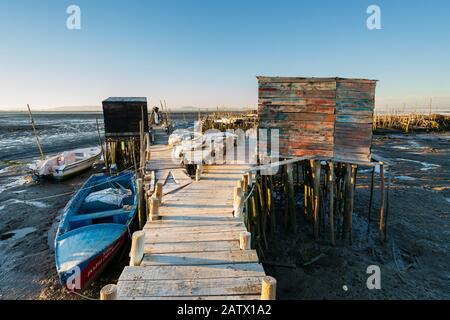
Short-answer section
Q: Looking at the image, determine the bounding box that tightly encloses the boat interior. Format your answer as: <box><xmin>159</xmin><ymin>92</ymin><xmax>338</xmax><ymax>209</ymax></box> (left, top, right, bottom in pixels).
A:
<box><xmin>63</xmin><ymin>173</ymin><xmax>136</xmax><ymax>232</ymax></box>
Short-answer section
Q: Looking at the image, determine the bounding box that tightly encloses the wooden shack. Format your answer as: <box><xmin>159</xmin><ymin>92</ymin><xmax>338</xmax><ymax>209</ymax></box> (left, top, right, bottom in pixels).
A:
<box><xmin>102</xmin><ymin>97</ymin><xmax>148</xmax><ymax>138</ymax></box>
<box><xmin>257</xmin><ymin>77</ymin><xmax>377</xmax><ymax>163</ymax></box>
<box><xmin>102</xmin><ymin>97</ymin><xmax>149</xmax><ymax>170</ymax></box>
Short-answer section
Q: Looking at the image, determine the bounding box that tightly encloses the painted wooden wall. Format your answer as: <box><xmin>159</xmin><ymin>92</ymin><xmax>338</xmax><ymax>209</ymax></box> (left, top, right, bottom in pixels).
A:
<box><xmin>257</xmin><ymin>77</ymin><xmax>377</xmax><ymax>163</ymax></box>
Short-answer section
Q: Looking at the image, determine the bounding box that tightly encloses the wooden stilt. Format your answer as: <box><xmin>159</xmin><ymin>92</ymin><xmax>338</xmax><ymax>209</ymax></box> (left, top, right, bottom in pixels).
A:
<box><xmin>313</xmin><ymin>161</ymin><xmax>321</xmax><ymax>239</ymax></box>
<box><xmin>136</xmin><ymin>178</ymin><xmax>146</xmax><ymax>229</ymax></box>
<box><xmin>328</xmin><ymin>162</ymin><xmax>335</xmax><ymax>246</ymax></box>
<box><xmin>367</xmin><ymin>166</ymin><xmax>375</xmax><ymax>238</ymax></box>
<box><xmin>379</xmin><ymin>162</ymin><xmax>385</xmax><ymax>244</ymax></box>
<box><xmin>286</xmin><ymin>163</ymin><xmax>296</xmax><ymax>230</ymax></box>
<box><xmin>385</xmin><ymin>165</ymin><xmax>391</xmax><ymax>241</ymax></box>
<box><xmin>343</xmin><ymin>163</ymin><xmax>354</xmax><ymax>244</ymax></box>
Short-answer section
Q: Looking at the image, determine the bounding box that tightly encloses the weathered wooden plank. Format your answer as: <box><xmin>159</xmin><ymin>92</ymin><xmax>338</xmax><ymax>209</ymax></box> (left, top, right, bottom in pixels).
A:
<box><xmin>141</xmin><ymin>250</ymin><xmax>259</xmax><ymax>266</ymax></box>
<box><xmin>117</xmin><ymin>277</ymin><xmax>263</xmax><ymax>297</ymax></box>
<box><xmin>145</xmin><ymin>231</ymin><xmax>243</xmax><ymax>243</ymax></box>
<box><xmin>144</xmin><ymin>240</ymin><xmax>241</xmax><ymax>253</ymax></box>
<box><xmin>120</xmin><ymin>264</ymin><xmax>265</xmax><ymax>281</ymax></box>
<box><xmin>145</xmin><ymin>222</ymin><xmax>245</xmax><ymax>232</ymax></box>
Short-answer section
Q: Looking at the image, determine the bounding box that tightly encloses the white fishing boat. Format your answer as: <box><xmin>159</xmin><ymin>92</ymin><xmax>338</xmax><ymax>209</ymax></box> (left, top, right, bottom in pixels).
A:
<box><xmin>31</xmin><ymin>147</ymin><xmax>102</xmax><ymax>180</ymax></box>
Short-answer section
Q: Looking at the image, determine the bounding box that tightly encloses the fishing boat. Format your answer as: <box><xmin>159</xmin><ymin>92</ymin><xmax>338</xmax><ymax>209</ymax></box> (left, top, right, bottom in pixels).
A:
<box><xmin>55</xmin><ymin>171</ymin><xmax>137</xmax><ymax>292</ymax></box>
<box><xmin>31</xmin><ymin>146</ymin><xmax>102</xmax><ymax>180</ymax></box>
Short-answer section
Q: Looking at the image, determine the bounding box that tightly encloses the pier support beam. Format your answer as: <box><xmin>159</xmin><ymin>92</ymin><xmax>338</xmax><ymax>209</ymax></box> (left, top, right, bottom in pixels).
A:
<box><xmin>100</xmin><ymin>284</ymin><xmax>117</xmax><ymax>300</ymax></box>
<box><xmin>129</xmin><ymin>231</ymin><xmax>145</xmax><ymax>266</ymax></box>
<box><xmin>261</xmin><ymin>276</ymin><xmax>277</xmax><ymax>300</ymax></box>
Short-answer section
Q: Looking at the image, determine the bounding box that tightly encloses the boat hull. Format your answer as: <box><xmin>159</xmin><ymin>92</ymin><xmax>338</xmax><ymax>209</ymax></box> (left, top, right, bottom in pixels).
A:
<box><xmin>58</xmin><ymin>231</ymin><xmax>128</xmax><ymax>292</ymax></box>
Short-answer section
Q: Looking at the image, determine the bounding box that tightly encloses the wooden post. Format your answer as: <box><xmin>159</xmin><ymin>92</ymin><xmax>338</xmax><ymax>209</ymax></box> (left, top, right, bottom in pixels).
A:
<box><xmin>136</xmin><ymin>178</ymin><xmax>146</xmax><ymax>229</ymax></box>
<box><xmin>367</xmin><ymin>166</ymin><xmax>375</xmax><ymax>238</ymax></box>
<box><xmin>286</xmin><ymin>163</ymin><xmax>296</xmax><ymax>230</ymax></box>
<box><xmin>261</xmin><ymin>276</ymin><xmax>277</xmax><ymax>300</ymax></box>
<box><xmin>234</xmin><ymin>186</ymin><xmax>243</xmax><ymax>218</ymax></box>
<box><xmin>343</xmin><ymin>163</ymin><xmax>354</xmax><ymax>244</ymax></box>
<box><xmin>129</xmin><ymin>231</ymin><xmax>145</xmax><ymax>266</ymax></box>
<box><xmin>313</xmin><ymin>161</ymin><xmax>321</xmax><ymax>239</ymax></box>
<box><xmin>243</xmin><ymin>174</ymin><xmax>249</xmax><ymax>192</ymax></box>
<box><xmin>149</xmin><ymin>196</ymin><xmax>161</xmax><ymax>221</ymax></box>
<box><xmin>100</xmin><ymin>284</ymin><xmax>117</xmax><ymax>300</ymax></box>
<box><xmin>195</xmin><ymin>163</ymin><xmax>202</xmax><ymax>181</ymax></box>
<box><xmin>239</xmin><ymin>231</ymin><xmax>251</xmax><ymax>250</ymax></box>
<box><xmin>26</xmin><ymin>104</ymin><xmax>45</xmax><ymax>160</ymax></box>
<box><xmin>155</xmin><ymin>182</ymin><xmax>163</xmax><ymax>204</ymax></box>
<box><xmin>247</xmin><ymin>172</ymin><xmax>253</xmax><ymax>186</ymax></box>
<box><xmin>379</xmin><ymin>162</ymin><xmax>385</xmax><ymax>244</ymax></box>
<box><xmin>385</xmin><ymin>165</ymin><xmax>391</xmax><ymax>241</ymax></box>
<box><xmin>145</xmin><ymin>132</ymin><xmax>151</xmax><ymax>161</ymax></box>
<box><xmin>328</xmin><ymin>162</ymin><xmax>335</xmax><ymax>246</ymax></box>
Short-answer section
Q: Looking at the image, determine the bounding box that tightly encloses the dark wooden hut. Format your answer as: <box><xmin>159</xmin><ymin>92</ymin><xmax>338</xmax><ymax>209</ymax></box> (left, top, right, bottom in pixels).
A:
<box><xmin>102</xmin><ymin>97</ymin><xmax>148</xmax><ymax>138</ymax></box>
<box><xmin>257</xmin><ymin>77</ymin><xmax>377</xmax><ymax>163</ymax></box>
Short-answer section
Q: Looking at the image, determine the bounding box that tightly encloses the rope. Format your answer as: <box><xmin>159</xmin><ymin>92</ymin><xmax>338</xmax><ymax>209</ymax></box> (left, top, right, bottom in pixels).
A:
<box><xmin>69</xmin><ymin>290</ymin><xmax>98</xmax><ymax>301</ymax></box>
<box><xmin>243</xmin><ymin>182</ymin><xmax>256</xmax><ymax>203</ymax></box>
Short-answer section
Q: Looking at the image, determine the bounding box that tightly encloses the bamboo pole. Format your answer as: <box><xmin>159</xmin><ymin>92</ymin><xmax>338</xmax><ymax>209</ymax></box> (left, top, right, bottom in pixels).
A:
<box><xmin>26</xmin><ymin>104</ymin><xmax>45</xmax><ymax>160</ymax></box>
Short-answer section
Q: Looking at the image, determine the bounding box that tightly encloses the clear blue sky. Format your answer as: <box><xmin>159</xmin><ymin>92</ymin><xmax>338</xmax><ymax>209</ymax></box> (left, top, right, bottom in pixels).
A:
<box><xmin>1</xmin><ymin>0</ymin><xmax>449</xmax><ymax>111</ymax></box>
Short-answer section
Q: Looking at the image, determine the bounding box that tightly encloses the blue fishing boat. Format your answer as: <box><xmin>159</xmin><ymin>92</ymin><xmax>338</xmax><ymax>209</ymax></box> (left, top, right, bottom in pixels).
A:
<box><xmin>55</xmin><ymin>171</ymin><xmax>137</xmax><ymax>292</ymax></box>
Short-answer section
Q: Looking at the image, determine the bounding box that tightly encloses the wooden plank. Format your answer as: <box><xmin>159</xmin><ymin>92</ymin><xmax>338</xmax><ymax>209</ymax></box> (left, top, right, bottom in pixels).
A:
<box><xmin>141</xmin><ymin>250</ymin><xmax>259</xmax><ymax>266</ymax></box>
<box><xmin>145</xmin><ymin>231</ymin><xmax>243</xmax><ymax>243</ymax></box>
<box><xmin>117</xmin><ymin>276</ymin><xmax>263</xmax><ymax>297</ymax></box>
<box><xmin>144</xmin><ymin>240</ymin><xmax>241</xmax><ymax>253</ymax></box>
<box><xmin>120</xmin><ymin>263</ymin><xmax>265</xmax><ymax>281</ymax></box>
<box><xmin>145</xmin><ymin>222</ymin><xmax>245</xmax><ymax>233</ymax></box>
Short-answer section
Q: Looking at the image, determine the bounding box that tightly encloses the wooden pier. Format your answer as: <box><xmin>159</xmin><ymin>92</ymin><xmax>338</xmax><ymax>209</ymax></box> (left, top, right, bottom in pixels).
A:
<box><xmin>113</xmin><ymin>129</ymin><xmax>270</xmax><ymax>300</ymax></box>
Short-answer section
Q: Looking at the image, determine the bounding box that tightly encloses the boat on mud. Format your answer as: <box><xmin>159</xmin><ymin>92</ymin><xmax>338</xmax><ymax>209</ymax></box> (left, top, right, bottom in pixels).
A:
<box><xmin>54</xmin><ymin>171</ymin><xmax>137</xmax><ymax>292</ymax></box>
<box><xmin>31</xmin><ymin>146</ymin><xmax>102</xmax><ymax>180</ymax></box>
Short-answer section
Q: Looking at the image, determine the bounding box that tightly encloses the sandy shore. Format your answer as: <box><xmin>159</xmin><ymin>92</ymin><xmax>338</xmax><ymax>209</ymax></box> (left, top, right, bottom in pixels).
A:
<box><xmin>0</xmin><ymin>132</ymin><xmax>449</xmax><ymax>300</ymax></box>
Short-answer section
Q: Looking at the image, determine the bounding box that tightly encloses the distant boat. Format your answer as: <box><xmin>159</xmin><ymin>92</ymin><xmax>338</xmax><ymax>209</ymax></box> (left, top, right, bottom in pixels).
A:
<box><xmin>31</xmin><ymin>147</ymin><xmax>101</xmax><ymax>180</ymax></box>
<box><xmin>55</xmin><ymin>171</ymin><xmax>137</xmax><ymax>292</ymax></box>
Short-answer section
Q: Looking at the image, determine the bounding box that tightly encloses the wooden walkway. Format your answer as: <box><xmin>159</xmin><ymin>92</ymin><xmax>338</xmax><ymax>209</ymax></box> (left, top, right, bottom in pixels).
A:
<box><xmin>115</xmin><ymin>129</ymin><xmax>267</xmax><ymax>300</ymax></box>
